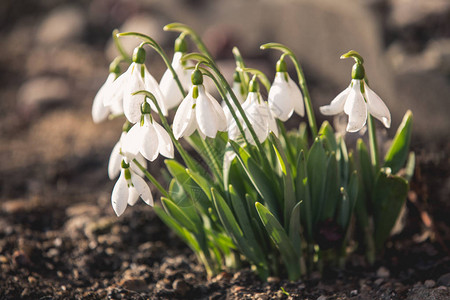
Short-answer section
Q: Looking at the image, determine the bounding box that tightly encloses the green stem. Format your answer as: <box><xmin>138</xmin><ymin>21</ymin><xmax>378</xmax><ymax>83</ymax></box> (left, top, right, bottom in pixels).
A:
<box><xmin>112</xmin><ymin>29</ymin><xmax>132</xmax><ymax>63</ymax></box>
<box><xmin>232</xmin><ymin>47</ymin><xmax>250</xmax><ymax>96</ymax></box>
<box><xmin>132</xmin><ymin>158</ymin><xmax>170</xmax><ymax>198</ymax></box>
<box><xmin>260</xmin><ymin>43</ymin><xmax>318</xmax><ymax>139</ymax></box>
<box><xmin>240</xmin><ymin>67</ymin><xmax>271</xmax><ymax>93</ymax></box>
<box><xmin>367</xmin><ymin>114</ymin><xmax>379</xmax><ymax>171</ymax></box>
<box><xmin>117</xmin><ymin>32</ymin><xmax>187</xmax><ymax>98</ymax></box>
<box><xmin>276</xmin><ymin>119</ymin><xmax>296</xmax><ymax>169</ymax></box>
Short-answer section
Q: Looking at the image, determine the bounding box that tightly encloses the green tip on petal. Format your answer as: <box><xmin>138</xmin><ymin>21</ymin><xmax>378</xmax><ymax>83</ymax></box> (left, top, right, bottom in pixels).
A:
<box><xmin>132</xmin><ymin>46</ymin><xmax>146</xmax><ymax>64</ymax></box>
<box><xmin>233</xmin><ymin>70</ymin><xmax>241</xmax><ymax>83</ymax></box>
<box><xmin>121</xmin><ymin>160</ymin><xmax>130</xmax><ymax>169</ymax></box>
<box><xmin>340</xmin><ymin>50</ymin><xmax>364</xmax><ymax>64</ymax></box>
<box><xmin>276</xmin><ymin>57</ymin><xmax>287</xmax><ymax>72</ymax></box>
<box><xmin>174</xmin><ymin>34</ymin><xmax>188</xmax><ymax>53</ymax></box>
<box><xmin>249</xmin><ymin>76</ymin><xmax>259</xmax><ymax>92</ymax></box>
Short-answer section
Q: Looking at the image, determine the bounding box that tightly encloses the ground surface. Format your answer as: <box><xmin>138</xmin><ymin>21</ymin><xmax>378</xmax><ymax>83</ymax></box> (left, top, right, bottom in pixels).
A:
<box><xmin>1</xmin><ymin>1</ymin><xmax>450</xmax><ymax>299</ymax></box>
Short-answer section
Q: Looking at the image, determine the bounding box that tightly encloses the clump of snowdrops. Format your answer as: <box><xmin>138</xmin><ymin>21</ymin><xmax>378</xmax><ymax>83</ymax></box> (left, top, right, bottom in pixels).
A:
<box><xmin>92</xmin><ymin>23</ymin><xmax>414</xmax><ymax>280</ymax></box>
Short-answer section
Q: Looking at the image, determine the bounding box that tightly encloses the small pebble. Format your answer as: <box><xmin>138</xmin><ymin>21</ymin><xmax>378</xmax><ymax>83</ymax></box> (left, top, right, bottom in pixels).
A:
<box><xmin>267</xmin><ymin>276</ymin><xmax>281</xmax><ymax>283</ymax></box>
<box><xmin>350</xmin><ymin>289</ymin><xmax>358</xmax><ymax>296</ymax></box>
<box><xmin>317</xmin><ymin>295</ymin><xmax>327</xmax><ymax>300</ymax></box>
<box><xmin>377</xmin><ymin>266</ymin><xmax>390</xmax><ymax>278</ymax></box>
<box><xmin>424</xmin><ymin>279</ymin><xmax>436</xmax><ymax>288</ymax></box>
<box><xmin>0</xmin><ymin>255</ymin><xmax>8</xmax><ymax>264</ymax></box>
<box><xmin>437</xmin><ymin>273</ymin><xmax>450</xmax><ymax>287</ymax></box>
<box><xmin>173</xmin><ymin>278</ymin><xmax>191</xmax><ymax>296</ymax></box>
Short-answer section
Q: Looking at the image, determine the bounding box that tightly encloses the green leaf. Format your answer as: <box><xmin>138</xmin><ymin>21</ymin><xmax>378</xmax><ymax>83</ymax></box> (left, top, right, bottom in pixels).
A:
<box><xmin>295</xmin><ymin>150</ymin><xmax>312</xmax><ymax>240</ymax></box>
<box><xmin>255</xmin><ymin>202</ymin><xmax>301</xmax><ymax>281</ymax></box>
<box><xmin>307</xmin><ymin>138</ymin><xmax>327</xmax><ymax>225</ymax></box>
<box><xmin>404</xmin><ymin>152</ymin><xmax>415</xmax><ymax>182</ymax></box>
<box><xmin>211</xmin><ymin>188</ymin><xmax>267</xmax><ymax>269</ymax></box>
<box><xmin>372</xmin><ymin>171</ymin><xmax>409</xmax><ymax>249</ymax></box>
<box><xmin>321</xmin><ymin>154</ymin><xmax>339</xmax><ymax>221</ymax></box>
<box><xmin>319</xmin><ymin>121</ymin><xmax>338</xmax><ymax>152</ymax></box>
<box><xmin>161</xmin><ymin>197</ymin><xmax>198</xmax><ymax>234</ymax></box>
<box><xmin>229</xmin><ymin>140</ymin><xmax>281</xmax><ymax>219</ymax></box>
<box><xmin>384</xmin><ymin>110</ymin><xmax>413</xmax><ymax>174</ymax></box>
<box><xmin>154</xmin><ymin>205</ymin><xmax>200</xmax><ymax>252</ymax></box>
<box><xmin>271</xmin><ymin>133</ymin><xmax>297</xmax><ymax>229</ymax></box>
<box><xmin>289</xmin><ymin>202</ymin><xmax>302</xmax><ymax>256</ymax></box>
<box><xmin>356</xmin><ymin>139</ymin><xmax>374</xmax><ymax>202</ymax></box>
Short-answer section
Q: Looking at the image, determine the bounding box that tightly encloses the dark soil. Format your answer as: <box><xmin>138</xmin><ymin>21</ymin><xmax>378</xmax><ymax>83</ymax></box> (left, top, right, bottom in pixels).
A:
<box><xmin>1</xmin><ymin>1</ymin><xmax>450</xmax><ymax>299</ymax></box>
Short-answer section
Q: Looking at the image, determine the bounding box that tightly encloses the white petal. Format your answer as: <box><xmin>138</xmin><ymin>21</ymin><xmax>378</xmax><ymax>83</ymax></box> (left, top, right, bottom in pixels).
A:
<box><xmin>320</xmin><ymin>84</ymin><xmax>351</xmax><ymax>116</ymax></box>
<box><xmin>111</xmin><ymin>173</ymin><xmax>129</xmax><ymax>216</ymax></box>
<box><xmin>288</xmin><ymin>76</ymin><xmax>305</xmax><ymax>117</ymax></box>
<box><xmin>364</xmin><ymin>84</ymin><xmax>391</xmax><ymax>128</ymax></box>
<box><xmin>127</xmin><ymin>186</ymin><xmax>140</xmax><ymax>206</ymax></box>
<box><xmin>131</xmin><ymin>174</ymin><xmax>153</xmax><ymax>206</ymax></box>
<box><xmin>144</xmin><ymin>67</ymin><xmax>168</xmax><ymax>116</ymax></box>
<box><xmin>140</xmin><ymin>119</ymin><xmax>159</xmax><ymax>162</ymax></box>
<box><xmin>246</xmin><ymin>94</ymin><xmax>270</xmax><ymax>143</ymax></box>
<box><xmin>196</xmin><ymin>86</ymin><xmax>219</xmax><ymax>138</ymax></box>
<box><xmin>159</xmin><ymin>52</ymin><xmax>189</xmax><ymax>110</ymax></box>
<box><xmin>266</xmin><ymin>102</ymin><xmax>279</xmax><ymax>137</ymax></box>
<box><xmin>104</xmin><ymin>72</ymin><xmax>126</xmax><ymax>106</ymax></box>
<box><xmin>122</xmin><ymin>123</ymin><xmax>142</xmax><ymax>157</ymax></box>
<box><xmin>268</xmin><ymin>72</ymin><xmax>294</xmax><ymax>121</ymax></box>
<box><xmin>154</xmin><ymin>122</ymin><xmax>174</xmax><ymax>158</ymax></box>
<box><xmin>123</xmin><ymin>64</ymin><xmax>146</xmax><ymax>123</ymax></box>
<box><xmin>92</xmin><ymin>74</ymin><xmax>113</xmax><ymax>123</ymax></box>
<box><xmin>208</xmin><ymin>92</ymin><xmax>227</xmax><ymax>132</ymax></box>
<box><xmin>231</xmin><ymin>81</ymin><xmax>245</xmax><ymax>104</ymax></box>
<box><xmin>173</xmin><ymin>90</ymin><xmax>196</xmax><ymax>139</ymax></box>
<box><xmin>108</xmin><ymin>138</ymin><xmax>122</xmax><ymax>180</ymax></box>
<box><xmin>344</xmin><ymin>81</ymin><xmax>367</xmax><ymax>132</ymax></box>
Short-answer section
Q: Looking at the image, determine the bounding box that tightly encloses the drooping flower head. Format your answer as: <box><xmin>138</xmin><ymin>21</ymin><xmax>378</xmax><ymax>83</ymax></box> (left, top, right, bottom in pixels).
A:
<box><xmin>228</xmin><ymin>76</ymin><xmax>278</xmax><ymax>145</ymax></box>
<box><xmin>268</xmin><ymin>57</ymin><xmax>305</xmax><ymax>121</ymax></box>
<box><xmin>108</xmin><ymin>121</ymin><xmax>147</xmax><ymax>180</ymax></box>
<box><xmin>159</xmin><ymin>34</ymin><xmax>193</xmax><ymax>110</ymax></box>
<box><xmin>173</xmin><ymin>69</ymin><xmax>227</xmax><ymax>139</ymax></box>
<box><xmin>111</xmin><ymin>159</ymin><xmax>153</xmax><ymax>217</ymax></box>
<box><xmin>110</xmin><ymin>46</ymin><xmax>168</xmax><ymax>124</ymax></box>
<box><xmin>320</xmin><ymin>51</ymin><xmax>391</xmax><ymax>132</ymax></box>
<box><xmin>121</xmin><ymin>101</ymin><xmax>174</xmax><ymax>162</ymax></box>
<box><xmin>92</xmin><ymin>59</ymin><xmax>124</xmax><ymax>123</ymax></box>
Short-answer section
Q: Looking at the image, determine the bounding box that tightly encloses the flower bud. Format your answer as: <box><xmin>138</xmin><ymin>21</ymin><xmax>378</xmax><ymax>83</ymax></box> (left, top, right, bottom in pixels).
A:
<box><xmin>191</xmin><ymin>69</ymin><xmax>203</xmax><ymax>85</ymax></box>
<box><xmin>132</xmin><ymin>46</ymin><xmax>146</xmax><ymax>64</ymax></box>
<box><xmin>141</xmin><ymin>101</ymin><xmax>152</xmax><ymax>115</ymax></box>
<box><xmin>109</xmin><ymin>61</ymin><xmax>121</xmax><ymax>75</ymax></box>
<box><xmin>351</xmin><ymin>63</ymin><xmax>365</xmax><ymax>80</ymax></box>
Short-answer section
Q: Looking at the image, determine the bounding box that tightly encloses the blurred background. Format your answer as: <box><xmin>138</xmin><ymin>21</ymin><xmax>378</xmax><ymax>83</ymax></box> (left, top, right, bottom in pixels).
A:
<box><xmin>1</xmin><ymin>0</ymin><xmax>449</xmax><ymax>206</ymax></box>
<box><xmin>0</xmin><ymin>0</ymin><xmax>449</xmax><ymax>297</ymax></box>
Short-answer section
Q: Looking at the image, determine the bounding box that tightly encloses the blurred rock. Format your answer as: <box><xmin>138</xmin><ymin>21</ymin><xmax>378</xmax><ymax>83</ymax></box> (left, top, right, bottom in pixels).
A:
<box><xmin>119</xmin><ymin>277</ymin><xmax>148</xmax><ymax>292</ymax></box>
<box><xmin>16</xmin><ymin>76</ymin><xmax>70</xmax><ymax>117</ymax></box>
<box><xmin>437</xmin><ymin>273</ymin><xmax>450</xmax><ymax>287</ymax></box>
<box><xmin>37</xmin><ymin>5</ymin><xmax>87</xmax><ymax>45</ymax></box>
<box><xmin>389</xmin><ymin>0</ymin><xmax>450</xmax><ymax>28</ymax></box>
<box><xmin>407</xmin><ymin>286</ymin><xmax>450</xmax><ymax>300</ymax></box>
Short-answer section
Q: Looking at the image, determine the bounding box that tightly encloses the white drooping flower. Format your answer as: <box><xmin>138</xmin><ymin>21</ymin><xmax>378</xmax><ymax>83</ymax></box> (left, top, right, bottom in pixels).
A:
<box><xmin>159</xmin><ymin>52</ymin><xmax>192</xmax><ymax>110</ymax></box>
<box><xmin>268</xmin><ymin>72</ymin><xmax>304</xmax><ymax>121</ymax></box>
<box><xmin>122</xmin><ymin>113</ymin><xmax>174</xmax><ymax>162</ymax></box>
<box><xmin>108</xmin><ymin>47</ymin><xmax>167</xmax><ymax>124</ymax></box>
<box><xmin>320</xmin><ymin>79</ymin><xmax>391</xmax><ymax>132</ymax></box>
<box><xmin>111</xmin><ymin>160</ymin><xmax>153</xmax><ymax>217</ymax></box>
<box><xmin>228</xmin><ymin>90</ymin><xmax>279</xmax><ymax>145</ymax></box>
<box><xmin>173</xmin><ymin>70</ymin><xmax>227</xmax><ymax>139</ymax></box>
<box><xmin>108</xmin><ymin>130</ymin><xmax>147</xmax><ymax>180</ymax></box>
<box><xmin>92</xmin><ymin>71</ymin><xmax>124</xmax><ymax>123</ymax></box>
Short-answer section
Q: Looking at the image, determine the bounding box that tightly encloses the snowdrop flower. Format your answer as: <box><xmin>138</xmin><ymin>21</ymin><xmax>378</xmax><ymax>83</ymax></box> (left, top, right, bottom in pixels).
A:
<box><xmin>222</xmin><ymin>71</ymin><xmax>246</xmax><ymax>125</ymax></box>
<box><xmin>320</xmin><ymin>60</ymin><xmax>390</xmax><ymax>132</ymax></box>
<box><xmin>268</xmin><ymin>58</ymin><xmax>304</xmax><ymax>121</ymax></box>
<box><xmin>111</xmin><ymin>159</ymin><xmax>153</xmax><ymax>217</ymax></box>
<box><xmin>108</xmin><ymin>123</ymin><xmax>147</xmax><ymax>180</ymax></box>
<box><xmin>173</xmin><ymin>69</ymin><xmax>227</xmax><ymax>139</ymax></box>
<box><xmin>110</xmin><ymin>46</ymin><xmax>167</xmax><ymax>124</ymax></box>
<box><xmin>228</xmin><ymin>78</ymin><xmax>278</xmax><ymax>145</ymax></box>
<box><xmin>159</xmin><ymin>36</ymin><xmax>192</xmax><ymax>110</ymax></box>
<box><xmin>121</xmin><ymin>102</ymin><xmax>174</xmax><ymax>162</ymax></box>
<box><xmin>92</xmin><ymin>62</ymin><xmax>124</xmax><ymax>123</ymax></box>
